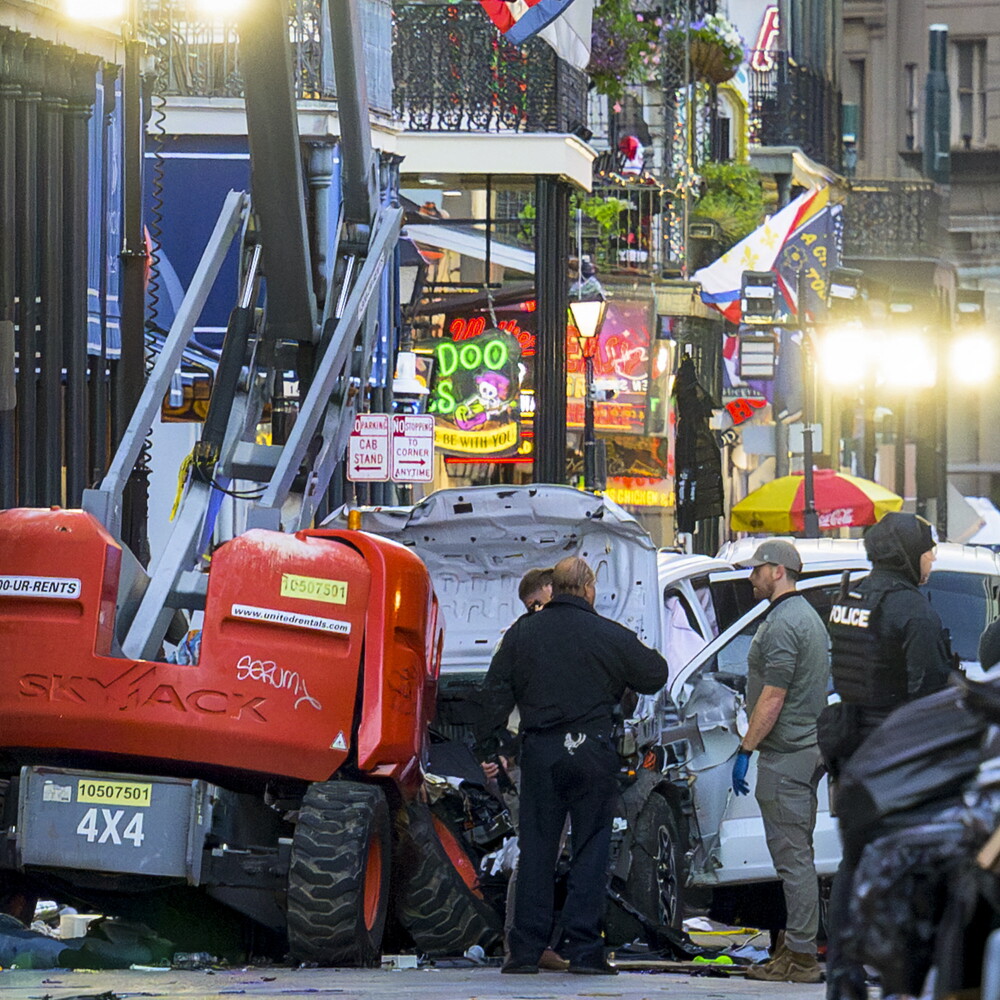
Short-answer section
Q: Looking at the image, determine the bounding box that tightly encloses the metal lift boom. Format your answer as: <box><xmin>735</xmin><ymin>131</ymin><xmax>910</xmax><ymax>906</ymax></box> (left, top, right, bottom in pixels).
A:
<box><xmin>82</xmin><ymin>0</ymin><xmax>402</xmax><ymax>660</ymax></box>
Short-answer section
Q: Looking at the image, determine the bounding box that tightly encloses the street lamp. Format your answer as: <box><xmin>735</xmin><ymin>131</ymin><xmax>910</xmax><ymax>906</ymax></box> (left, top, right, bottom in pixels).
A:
<box><xmin>67</xmin><ymin>0</ymin><xmax>247</xmax><ymax>12</ymax></box>
<box><xmin>398</xmin><ymin>236</ymin><xmax>428</xmax><ymax>318</ymax></box>
<box><xmin>568</xmin><ymin>293</ymin><xmax>608</xmax><ymax>492</ymax></box>
<box><xmin>951</xmin><ymin>290</ymin><xmax>997</xmax><ymax>386</ymax></box>
<box><xmin>827</xmin><ymin>267</ymin><xmax>864</xmax><ymax>312</ymax></box>
<box><xmin>951</xmin><ymin>332</ymin><xmax>998</xmax><ymax>386</ymax></box>
<box><xmin>817</xmin><ymin>322</ymin><xmax>867</xmax><ymax>386</ymax></box>
<box><xmin>876</xmin><ymin>330</ymin><xmax>937</xmax><ymax>389</ymax></box>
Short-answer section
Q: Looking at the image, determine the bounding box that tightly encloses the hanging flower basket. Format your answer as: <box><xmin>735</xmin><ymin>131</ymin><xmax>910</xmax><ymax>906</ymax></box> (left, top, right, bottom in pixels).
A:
<box><xmin>643</xmin><ymin>13</ymin><xmax>745</xmax><ymax>88</ymax></box>
<box><xmin>689</xmin><ymin>36</ymin><xmax>739</xmax><ymax>85</ymax></box>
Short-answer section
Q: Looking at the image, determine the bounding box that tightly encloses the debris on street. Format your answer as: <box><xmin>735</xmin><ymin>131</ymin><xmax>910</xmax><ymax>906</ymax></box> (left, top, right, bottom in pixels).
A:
<box><xmin>0</xmin><ymin>914</ymin><xmax>174</xmax><ymax>971</ymax></box>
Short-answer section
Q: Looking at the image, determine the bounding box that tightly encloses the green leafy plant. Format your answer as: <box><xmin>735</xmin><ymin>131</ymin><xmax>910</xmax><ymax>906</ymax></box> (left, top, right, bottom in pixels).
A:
<box><xmin>692</xmin><ymin>162</ymin><xmax>765</xmax><ymax>247</ymax></box>
<box><xmin>574</xmin><ymin>192</ymin><xmax>632</xmax><ymax>231</ymax></box>
<box><xmin>587</xmin><ymin>0</ymin><xmax>649</xmax><ymax>100</ymax></box>
<box><xmin>517</xmin><ymin>200</ymin><xmax>536</xmax><ymax>243</ymax></box>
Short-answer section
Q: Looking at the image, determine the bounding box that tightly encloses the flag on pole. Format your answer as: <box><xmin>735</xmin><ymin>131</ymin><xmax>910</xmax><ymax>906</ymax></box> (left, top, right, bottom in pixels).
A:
<box><xmin>480</xmin><ymin>0</ymin><xmax>581</xmax><ymax>45</ymax></box>
<box><xmin>693</xmin><ymin>186</ymin><xmax>842</xmax><ymax>324</ymax></box>
<box><xmin>537</xmin><ymin>0</ymin><xmax>593</xmax><ymax>69</ymax></box>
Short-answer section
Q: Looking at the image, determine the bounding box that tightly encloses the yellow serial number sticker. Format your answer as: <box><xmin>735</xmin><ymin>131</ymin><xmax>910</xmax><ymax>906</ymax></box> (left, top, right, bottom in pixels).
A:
<box><xmin>280</xmin><ymin>573</ymin><xmax>348</xmax><ymax>605</ymax></box>
<box><xmin>77</xmin><ymin>779</ymin><xmax>152</xmax><ymax>807</ymax></box>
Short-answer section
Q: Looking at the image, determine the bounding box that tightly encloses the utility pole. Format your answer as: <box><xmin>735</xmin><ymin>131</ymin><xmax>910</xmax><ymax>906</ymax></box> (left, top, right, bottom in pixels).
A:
<box><xmin>533</xmin><ymin>176</ymin><xmax>570</xmax><ymax>485</ymax></box>
<box><xmin>798</xmin><ymin>271</ymin><xmax>819</xmax><ymax>537</ymax></box>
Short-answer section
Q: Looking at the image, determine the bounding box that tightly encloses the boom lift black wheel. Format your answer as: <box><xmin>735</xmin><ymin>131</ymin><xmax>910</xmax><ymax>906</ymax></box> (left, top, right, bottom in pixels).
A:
<box><xmin>394</xmin><ymin>800</ymin><xmax>503</xmax><ymax>956</ymax></box>
<box><xmin>287</xmin><ymin>781</ymin><xmax>390</xmax><ymax>967</ymax></box>
<box><xmin>605</xmin><ymin>792</ymin><xmax>686</xmax><ymax>946</ymax></box>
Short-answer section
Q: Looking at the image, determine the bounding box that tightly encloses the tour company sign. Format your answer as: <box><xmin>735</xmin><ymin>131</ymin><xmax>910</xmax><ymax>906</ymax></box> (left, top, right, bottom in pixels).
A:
<box><xmin>423</xmin><ymin>327</ymin><xmax>522</xmax><ymax>458</ymax></box>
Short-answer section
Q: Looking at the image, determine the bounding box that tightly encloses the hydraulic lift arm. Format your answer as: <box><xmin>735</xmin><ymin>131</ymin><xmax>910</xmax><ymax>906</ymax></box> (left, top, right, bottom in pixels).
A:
<box><xmin>82</xmin><ymin>0</ymin><xmax>402</xmax><ymax>660</ymax></box>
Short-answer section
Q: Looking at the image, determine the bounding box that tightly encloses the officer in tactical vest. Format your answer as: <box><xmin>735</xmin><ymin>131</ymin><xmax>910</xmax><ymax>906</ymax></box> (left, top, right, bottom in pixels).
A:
<box><xmin>824</xmin><ymin>511</ymin><xmax>953</xmax><ymax>1000</ymax></box>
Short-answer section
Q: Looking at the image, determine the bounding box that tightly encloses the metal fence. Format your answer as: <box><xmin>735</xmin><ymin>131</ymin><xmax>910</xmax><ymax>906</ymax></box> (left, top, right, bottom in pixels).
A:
<box><xmin>582</xmin><ymin>172</ymin><xmax>665</xmax><ymax>279</ymax></box>
<box><xmin>147</xmin><ymin>0</ymin><xmax>587</xmax><ymax>134</ymax></box>
<box><xmin>393</xmin><ymin>2</ymin><xmax>588</xmax><ymax>133</ymax></box>
<box><xmin>147</xmin><ymin>0</ymin><xmax>394</xmax><ymax>112</ymax></box>
<box><xmin>748</xmin><ymin>49</ymin><xmax>841</xmax><ymax>169</ymax></box>
<box><xmin>842</xmin><ymin>180</ymin><xmax>941</xmax><ymax>260</ymax></box>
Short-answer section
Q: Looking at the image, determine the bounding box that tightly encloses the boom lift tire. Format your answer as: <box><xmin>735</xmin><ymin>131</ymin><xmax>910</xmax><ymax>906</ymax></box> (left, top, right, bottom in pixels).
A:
<box><xmin>605</xmin><ymin>792</ymin><xmax>686</xmax><ymax>947</ymax></box>
<box><xmin>394</xmin><ymin>800</ymin><xmax>503</xmax><ymax>956</ymax></box>
<box><xmin>287</xmin><ymin>781</ymin><xmax>390</xmax><ymax>967</ymax></box>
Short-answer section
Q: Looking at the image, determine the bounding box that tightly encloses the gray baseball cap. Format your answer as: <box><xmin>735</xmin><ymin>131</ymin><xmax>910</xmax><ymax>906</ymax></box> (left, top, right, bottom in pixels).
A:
<box><xmin>739</xmin><ymin>539</ymin><xmax>803</xmax><ymax>573</ymax></box>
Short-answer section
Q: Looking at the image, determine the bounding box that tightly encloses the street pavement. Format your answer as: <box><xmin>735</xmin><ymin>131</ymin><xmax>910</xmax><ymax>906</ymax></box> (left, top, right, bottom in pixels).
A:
<box><xmin>0</xmin><ymin>965</ymin><xmax>833</xmax><ymax>1000</ymax></box>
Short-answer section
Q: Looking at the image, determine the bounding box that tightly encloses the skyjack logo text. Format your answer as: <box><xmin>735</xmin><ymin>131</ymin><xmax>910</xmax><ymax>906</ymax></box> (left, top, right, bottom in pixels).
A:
<box><xmin>17</xmin><ymin>661</ymin><xmax>267</xmax><ymax>721</ymax></box>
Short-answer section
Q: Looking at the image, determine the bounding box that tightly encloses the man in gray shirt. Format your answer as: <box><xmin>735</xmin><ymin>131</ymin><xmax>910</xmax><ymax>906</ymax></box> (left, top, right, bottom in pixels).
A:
<box><xmin>731</xmin><ymin>539</ymin><xmax>830</xmax><ymax>984</ymax></box>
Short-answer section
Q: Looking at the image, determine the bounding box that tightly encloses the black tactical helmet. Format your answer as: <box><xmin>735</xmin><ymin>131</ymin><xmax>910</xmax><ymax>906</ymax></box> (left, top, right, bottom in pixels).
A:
<box><xmin>863</xmin><ymin>511</ymin><xmax>935</xmax><ymax>585</ymax></box>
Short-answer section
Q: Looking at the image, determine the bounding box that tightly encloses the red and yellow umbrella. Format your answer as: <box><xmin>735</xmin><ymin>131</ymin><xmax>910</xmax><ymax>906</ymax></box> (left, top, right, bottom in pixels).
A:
<box><xmin>731</xmin><ymin>470</ymin><xmax>904</xmax><ymax>533</ymax></box>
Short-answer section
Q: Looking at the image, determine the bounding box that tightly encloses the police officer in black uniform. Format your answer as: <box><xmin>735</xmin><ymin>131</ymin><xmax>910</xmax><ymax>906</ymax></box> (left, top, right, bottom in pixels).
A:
<box><xmin>476</xmin><ymin>556</ymin><xmax>669</xmax><ymax>976</ymax></box>
<box><xmin>824</xmin><ymin>511</ymin><xmax>952</xmax><ymax>1000</ymax></box>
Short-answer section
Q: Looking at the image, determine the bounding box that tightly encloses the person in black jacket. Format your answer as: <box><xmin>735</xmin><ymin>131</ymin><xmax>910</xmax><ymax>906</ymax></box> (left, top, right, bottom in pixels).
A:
<box><xmin>824</xmin><ymin>511</ymin><xmax>953</xmax><ymax>1000</ymax></box>
<box><xmin>673</xmin><ymin>356</ymin><xmax>724</xmax><ymax>534</ymax></box>
<box><xmin>476</xmin><ymin>556</ymin><xmax>669</xmax><ymax>976</ymax></box>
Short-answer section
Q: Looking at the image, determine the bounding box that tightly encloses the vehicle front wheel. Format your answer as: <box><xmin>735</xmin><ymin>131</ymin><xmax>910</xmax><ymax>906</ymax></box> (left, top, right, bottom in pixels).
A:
<box><xmin>605</xmin><ymin>792</ymin><xmax>686</xmax><ymax>947</ymax></box>
<box><xmin>286</xmin><ymin>781</ymin><xmax>390</xmax><ymax>967</ymax></box>
<box><xmin>394</xmin><ymin>800</ymin><xmax>503</xmax><ymax>956</ymax></box>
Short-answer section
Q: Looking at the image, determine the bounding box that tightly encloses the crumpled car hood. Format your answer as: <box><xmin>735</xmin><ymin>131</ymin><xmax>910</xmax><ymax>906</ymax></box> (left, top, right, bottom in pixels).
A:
<box><xmin>324</xmin><ymin>485</ymin><xmax>661</xmax><ymax>675</ymax></box>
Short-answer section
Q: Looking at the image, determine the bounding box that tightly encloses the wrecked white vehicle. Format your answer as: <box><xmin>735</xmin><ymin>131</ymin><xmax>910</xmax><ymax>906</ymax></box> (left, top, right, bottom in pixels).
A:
<box><xmin>334</xmin><ymin>485</ymin><xmax>690</xmax><ymax>943</ymax></box>
<box><xmin>336</xmin><ymin>485</ymin><xmax>768</xmax><ymax>938</ymax></box>
<box><xmin>344</xmin><ymin>485</ymin><xmax>1000</xmax><ymax>942</ymax></box>
<box><xmin>678</xmin><ymin>536</ymin><xmax>1000</xmax><ymax>911</ymax></box>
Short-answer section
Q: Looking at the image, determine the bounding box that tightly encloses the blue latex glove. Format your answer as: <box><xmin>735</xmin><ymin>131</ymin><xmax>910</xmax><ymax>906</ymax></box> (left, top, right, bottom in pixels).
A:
<box><xmin>732</xmin><ymin>750</ymin><xmax>752</xmax><ymax>796</ymax></box>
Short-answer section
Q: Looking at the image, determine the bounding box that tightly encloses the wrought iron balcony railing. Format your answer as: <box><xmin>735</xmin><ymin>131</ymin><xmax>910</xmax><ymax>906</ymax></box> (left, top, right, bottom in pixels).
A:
<box><xmin>147</xmin><ymin>0</ymin><xmax>393</xmax><ymax>112</ymax></box>
<box><xmin>579</xmin><ymin>173</ymin><xmax>665</xmax><ymax>279</ymax></box>
<box><xmin>146</xmin><ymin>0</ymin><xmax>586</xmax><ymax>134</ymax></box>
<box><xmin>393</xmin><ymin>2</ymin><xmax>588</xmax><ymax>133</ymax></box>
<box><xmin>842</xmin><ymin>181</ymin><xmax>941</xmax><ymax>261</ymax></box>
<box><xmin>748</xmin><ymin>49</ymin><xmax>841</xmax><ymax>170</ymax></box>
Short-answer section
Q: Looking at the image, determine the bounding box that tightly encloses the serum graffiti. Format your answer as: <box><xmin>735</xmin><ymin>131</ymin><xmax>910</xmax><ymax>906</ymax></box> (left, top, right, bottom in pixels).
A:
<box><xmin>236</xmin><ymin>655</ymin><xmax>323</xmax><ymax>711</ymax></box>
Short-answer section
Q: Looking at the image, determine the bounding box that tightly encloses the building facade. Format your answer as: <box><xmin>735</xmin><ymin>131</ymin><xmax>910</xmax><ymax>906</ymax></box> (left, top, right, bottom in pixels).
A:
<box><xmin>842</xmin><ymin>0</ymin><xmax>1000</xmax><ymax>513</ymax></box>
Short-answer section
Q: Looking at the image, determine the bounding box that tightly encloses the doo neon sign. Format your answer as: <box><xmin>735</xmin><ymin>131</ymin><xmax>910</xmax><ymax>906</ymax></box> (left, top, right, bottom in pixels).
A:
<box><xmin>436</xmin><ymin>338</ymin><xmax>510</xmax><ymax>378</ymax></box>
<box><xmin>430</xmin><ymin>335</ymin><xmax>513</xmax><ymax>417</ymax></box>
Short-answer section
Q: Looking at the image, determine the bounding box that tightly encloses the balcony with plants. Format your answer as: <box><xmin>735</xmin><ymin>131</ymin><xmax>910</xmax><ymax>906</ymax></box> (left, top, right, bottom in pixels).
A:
<box><xmin>586</xmin><ymin>0</ymin><xmax>740</xmax><ymax>100</ymax></box>
<box><xmin>581</xmin><ymin>1</ymin><xmax>754</xmax><ymax>280</ymax></box>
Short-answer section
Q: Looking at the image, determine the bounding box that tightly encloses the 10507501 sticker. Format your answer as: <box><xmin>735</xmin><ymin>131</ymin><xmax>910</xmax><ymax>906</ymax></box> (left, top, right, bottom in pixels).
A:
<box><xmin>0</xmin><ymin>575</ymin><xmax>82</xmax><ymax>598</ymax></box>
<box><xmin>279</xmin><ymin>573</ymin><xmax>348</xmax><ymax>604</ymax></box>
<box><xmin>77</xmin><ymin>778</ymin><xmax>152</xmax><ymax>807</ymax></box>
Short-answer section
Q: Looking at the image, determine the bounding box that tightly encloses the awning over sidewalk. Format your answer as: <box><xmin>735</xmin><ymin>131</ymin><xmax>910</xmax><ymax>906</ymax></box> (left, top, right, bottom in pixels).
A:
<box><xmin>404</xmin><ymin>223</ymin><xmax>535</xmax><ymax>274</ymax></box>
